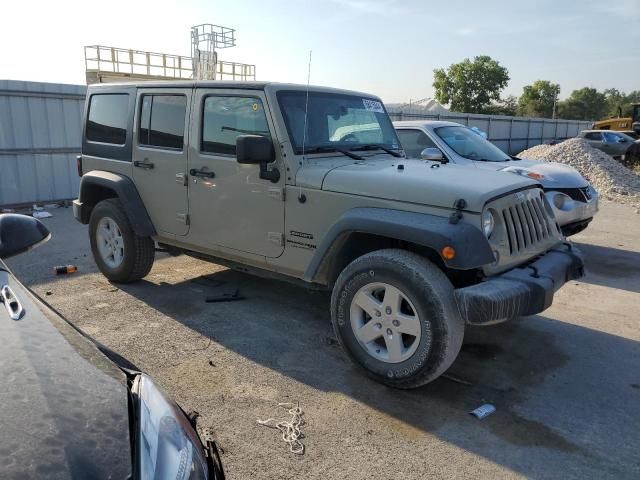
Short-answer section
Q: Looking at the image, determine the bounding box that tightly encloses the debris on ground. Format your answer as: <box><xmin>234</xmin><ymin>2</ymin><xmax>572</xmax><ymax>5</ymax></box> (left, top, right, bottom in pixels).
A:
<box><xmin>518</xmin><ymin>138</ymin><xmax>640</xmax><ymax>207</ymax></box>
<box><xmin>53</xmin><ymin>265</ymin><xmax>77</xmax><ymax>275</ymax></box>
<box><xmin>257</xmin><ymin>402</ymin><xmax>305</xmax><ymax>455</ymax></box>
<box><xmin>442</xmin><ymin>373</ymin><xmax>474</xmax><ymax>386</ymax></box>
<box><xmin>1</xmin><ymin>208</ymin><xmax>14</xmax><ymax>213</ymax></box>
<box><xmin>470</xmin><ymin>404</ymin><xmax>496</xmax><ymax>419</ymax></box>
<box><xmin>33</xmin><ymin>211</ymin><xmax>53</xmax><ymax>219</ymax></box>
<box><xmin>205</xmin><ymin>289</ymin><xmax>244</xmax><ymax>303</ymax></box>
<box><xmin>32</xmin><ymin>204</ymin><xmax>43</xmax><ymax>211</ymax></box>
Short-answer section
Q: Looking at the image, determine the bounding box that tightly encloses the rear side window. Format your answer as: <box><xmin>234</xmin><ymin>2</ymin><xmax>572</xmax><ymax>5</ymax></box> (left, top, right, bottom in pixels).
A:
<box><xmin>139</xmin><ymin>95</ymin><xmax>187</xmax><ymax>150</ymax></box>
<box><xmin>584</xmin><ymin>132</ymin><xmax>602</xmax><ymax>141</ymax></box>
<box><xmin>201</xmin><ymin>96</ymin><xmax>270</xmax><ymax>155</ymax></box>
<box><xmin>86</xmin><ymin>94</ymin><xmax>129</xmax><ymax>145</ymax></box>
<box><xmin>396</xmin><ymin>129</ymin><xmax>437</xmax><ymax>158</ymax></box>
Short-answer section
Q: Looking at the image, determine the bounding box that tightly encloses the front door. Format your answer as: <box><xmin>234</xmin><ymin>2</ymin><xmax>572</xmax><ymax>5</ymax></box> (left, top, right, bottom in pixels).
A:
<box><xmin>186</xmin><ymin>89</ymin><xmax>285</xmax><ymax>258</ymax></box>
<box><xmin>132</xmin><ymin>88</ymin><xmax>191</xmax><ymax>236</ymax></box>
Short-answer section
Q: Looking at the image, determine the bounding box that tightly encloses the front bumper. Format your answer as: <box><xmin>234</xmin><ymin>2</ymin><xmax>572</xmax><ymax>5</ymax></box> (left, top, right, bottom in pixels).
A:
<box><xmin>454</xmin><ymin>243</ymin><xmax>584</xmax><ymax>325</ymax></box>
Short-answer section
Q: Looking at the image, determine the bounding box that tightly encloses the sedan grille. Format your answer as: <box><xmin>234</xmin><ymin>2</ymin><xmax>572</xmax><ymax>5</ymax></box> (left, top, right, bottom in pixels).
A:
<box><xmin>501</xmin><ymin>194</ymin><xmax>557</xmax><ymax>255</ymax></box>
<box><xmin>551</xmin><ymin>186</ymin><xmax>593</xmax><ymax>202</ymax></box>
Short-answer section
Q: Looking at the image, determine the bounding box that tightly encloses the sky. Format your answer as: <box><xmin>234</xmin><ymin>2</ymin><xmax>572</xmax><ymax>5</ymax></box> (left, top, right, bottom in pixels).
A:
<box><xmin>1</xmin><ymin>0</ymin><xmax>638</xmax><ymax>104</ymax></box>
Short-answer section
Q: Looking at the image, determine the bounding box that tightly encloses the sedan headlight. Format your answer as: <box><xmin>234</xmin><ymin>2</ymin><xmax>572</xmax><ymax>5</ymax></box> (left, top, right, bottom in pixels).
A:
<box><xmin>546</xmin><ymin>191</ymin><xmax>575</xmax><ymax>212</ymax></box>
<box><xmin>482</xmin><ymin>209</ymin><xmax>495</xmax><ymax>237</ymax></box>
<box><xmin>135</xmin><ymin>374</ymin><xmax>209</xmax><ymax>480</ymax></box>
<box><xmin>501</xmin><ymin>166</ymin><xmax>546</xmax><ymax>181</ymax></box>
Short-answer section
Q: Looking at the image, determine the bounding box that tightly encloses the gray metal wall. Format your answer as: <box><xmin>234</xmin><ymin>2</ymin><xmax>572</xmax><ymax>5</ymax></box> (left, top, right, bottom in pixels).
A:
<box><xmin>0</xmin><ymin>80</ymin><xmax>86</xmax><ymax>206</ymax></box>
<box><xmin>388</xmin><ymin>109</ymin><xmax>592</xmax><ymax>154</ymax></box>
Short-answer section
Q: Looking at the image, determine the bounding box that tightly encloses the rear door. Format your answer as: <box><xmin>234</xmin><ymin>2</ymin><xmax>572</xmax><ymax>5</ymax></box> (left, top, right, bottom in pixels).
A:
<box><xmin>583</xmin><ymin>131</ymin><xmax>604</xmax><ymax>151</ymax></box>
<box><xmin>132</xmin><ymin>88</ymin><xmax>191</xmax><ymax>236</ymax></box>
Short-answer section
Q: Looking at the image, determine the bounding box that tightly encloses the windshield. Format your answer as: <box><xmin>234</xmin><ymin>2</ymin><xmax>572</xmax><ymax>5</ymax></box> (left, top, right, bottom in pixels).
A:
<box><xmin>434</xmin><ymin>126</ymin><xmax>511</xmax><ymax>162</ymax></box>
<box><xmin>277</xmin><ymin>91</ymin><xmax>401</xmax><ymax>154</ymax></box>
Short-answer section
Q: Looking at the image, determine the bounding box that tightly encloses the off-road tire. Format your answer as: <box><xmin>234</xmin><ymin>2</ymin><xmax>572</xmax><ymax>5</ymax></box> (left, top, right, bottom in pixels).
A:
<box><xmin>89</xmin><ymin>198</ymin><xmax>155</xmax><ymax>283</ymax></box>
<box><xmin>331</xmin><ymin>249</ymin><xmax>464</xmax><ymax>389</ymax></box>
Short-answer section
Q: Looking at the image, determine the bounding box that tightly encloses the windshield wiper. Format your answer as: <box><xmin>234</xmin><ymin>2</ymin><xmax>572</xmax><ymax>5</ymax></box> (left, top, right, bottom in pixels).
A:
<box><xmin>305</xmin><ymin>146</ymin><xmax>364</xmax><ymax>160</ymax></box>
<box><xmin>351</xmin><ymin>144</ymin><xmax>403</xmax><ymax>158</ymax></box>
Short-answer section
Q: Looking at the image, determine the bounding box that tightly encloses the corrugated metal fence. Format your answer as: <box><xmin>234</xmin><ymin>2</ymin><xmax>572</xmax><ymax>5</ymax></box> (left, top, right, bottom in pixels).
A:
<box><xmin>388</xmin><ymin>110</ymin><xmax>592</xmax><ymax>155</ymax></box>
<box><xmin>0</xmin><ymin>80</ymin><xmax>86</xmax><ymax>207</ymax></box>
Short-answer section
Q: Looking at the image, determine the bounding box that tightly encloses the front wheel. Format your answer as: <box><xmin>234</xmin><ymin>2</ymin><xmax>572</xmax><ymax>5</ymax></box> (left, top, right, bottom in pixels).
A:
<box><xmin>89</xmin><ymin>198</ymin><xmax>155</xmax><ymax>283</ymax></box>
<box><xmin>330</xmin><ymin>249</ymin><xmax>464</xmax><ymax>389</ymax></box>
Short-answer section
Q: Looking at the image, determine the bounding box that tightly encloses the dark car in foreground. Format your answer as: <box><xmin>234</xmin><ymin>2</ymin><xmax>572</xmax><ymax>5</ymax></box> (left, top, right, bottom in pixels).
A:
<box><xmin>0</xmin><ymin>214</ymin><xmax>224</xmax><ymax>479</ymax></box>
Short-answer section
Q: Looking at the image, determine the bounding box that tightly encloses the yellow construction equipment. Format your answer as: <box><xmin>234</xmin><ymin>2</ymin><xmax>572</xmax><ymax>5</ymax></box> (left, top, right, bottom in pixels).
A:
<box><xmin>592</xmin><ymin>103</ymin><xmax>640</xmax><ymax>133</ymax></box>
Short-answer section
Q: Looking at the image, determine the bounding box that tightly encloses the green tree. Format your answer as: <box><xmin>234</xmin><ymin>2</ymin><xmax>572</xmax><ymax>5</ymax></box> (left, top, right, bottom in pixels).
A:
<box><xmin>517</xmin><ymin>80</ymin><xmax>560</xmax><ymax>118</ymax></box>
<box><xmin>484</xmin><ymin>95</ymin><xmax>518</xmax><ymax>116</ymax></box>
<box><xmin>557</xmin><ymin>87</ymin><xmax>607</xmax><ymax>120</ymax></box>
<box><xmin>605</xmin><ymin>89</ymin><xmax>640</xmax><ymax>117</ymax></box>
<box><xmin>604</xmin><ymin>88</ymin><xmax>625</xmax><ymax>117</ymax></box>
<box><xmin>433</xmin><ymin>56</ymin><xmax>510</xmax><ymax>113</ymax></box>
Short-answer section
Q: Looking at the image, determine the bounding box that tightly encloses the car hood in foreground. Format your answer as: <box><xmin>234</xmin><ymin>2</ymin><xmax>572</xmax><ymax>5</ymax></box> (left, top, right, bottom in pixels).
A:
<box><xmin>321</xmin><ymin>156</ymin><xmax>537</xmax><ymax>212</ymax></box>
<box><xmin>0</xmin><ymin>266</ymin><xmax>132</xmax><ymax>479</ymax></box>
<box><xmin>475</xmin><ymin>158</ymin><xmax>590</xmax><ymax>189</ymax></box>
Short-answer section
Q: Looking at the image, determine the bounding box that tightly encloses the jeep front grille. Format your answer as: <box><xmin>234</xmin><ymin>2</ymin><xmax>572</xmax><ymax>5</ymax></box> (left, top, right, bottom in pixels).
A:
<box><xmin>501</xmin><ymin>194</ymin><xmax>556</xmax><ymax>255</ymax></box>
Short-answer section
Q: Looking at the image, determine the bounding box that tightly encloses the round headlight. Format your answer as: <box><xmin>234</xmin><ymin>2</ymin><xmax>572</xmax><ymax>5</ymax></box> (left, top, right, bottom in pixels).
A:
<box><xmin>482</xmin><ymin>210</ymin><xmax>495</xmax><ymax>237</ymax></box>
<box><xmin>551</xmin><ymin>192</ymin><xmax>575</xmax><ymax>211</ymax></box>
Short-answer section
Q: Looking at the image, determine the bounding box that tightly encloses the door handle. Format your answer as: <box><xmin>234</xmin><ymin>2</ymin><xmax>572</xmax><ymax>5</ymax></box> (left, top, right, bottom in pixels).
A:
<box><xmin>189</xmin><ymin>168</ymin><xmax>215</xmax><ymax>179</ymax></box>
<box><xmin>134</xmin><ymin>159</ymin><xmax>154</xmax><ymax>169</ymax></box>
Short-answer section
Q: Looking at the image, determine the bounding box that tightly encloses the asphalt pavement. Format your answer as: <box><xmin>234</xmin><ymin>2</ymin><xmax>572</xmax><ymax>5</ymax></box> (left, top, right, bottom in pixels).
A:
<box><xmin>7</xmin><ymin>200</ymin><xmax>640</xmax><ymax>479</ymax></box>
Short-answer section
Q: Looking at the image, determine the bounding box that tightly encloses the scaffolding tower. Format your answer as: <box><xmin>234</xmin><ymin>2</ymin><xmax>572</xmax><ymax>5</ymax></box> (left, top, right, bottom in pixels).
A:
<box><xmin>85</xmin><ymin>24</ymin><xmax>256</xmax><ymax>84</ymax></box>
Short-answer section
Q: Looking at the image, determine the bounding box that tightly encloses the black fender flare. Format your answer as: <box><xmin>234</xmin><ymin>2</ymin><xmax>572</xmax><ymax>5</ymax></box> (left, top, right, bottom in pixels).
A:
<box><xmin>75</xmin><ymin>171</ymin><xmax>156</xmax><ymax>237</ymax></box>
<box><xmin>303</xmin><ymin>207</ymin><xmax>494</xmax><ymax>282</ymax></box>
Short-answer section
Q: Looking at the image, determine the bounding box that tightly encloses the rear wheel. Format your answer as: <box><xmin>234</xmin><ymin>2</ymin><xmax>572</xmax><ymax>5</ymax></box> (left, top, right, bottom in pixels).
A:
<box><xmin>330</xmin><ymin>249</ymin><xmax>464</xmax><ymax>389</ymax></box>
<box><xmin>89</xmin><ymin>198</ymin><xmax>155</xmax><ymax>283</ymax></box>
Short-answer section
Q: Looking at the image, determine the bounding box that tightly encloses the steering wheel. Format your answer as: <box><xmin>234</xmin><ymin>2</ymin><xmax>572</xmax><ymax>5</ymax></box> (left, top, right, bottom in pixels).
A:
<box><xmin>340</xmin><ymin>134</ymin><xmax>358</xmax><ymax>143</ymax></box>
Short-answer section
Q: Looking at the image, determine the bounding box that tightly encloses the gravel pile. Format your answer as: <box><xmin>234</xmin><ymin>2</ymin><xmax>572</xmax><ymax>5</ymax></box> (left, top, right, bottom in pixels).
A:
<box><xmin>518</xmin><ymin>138</ymin><xmax>640</xmax><ymax>207</ymax></box>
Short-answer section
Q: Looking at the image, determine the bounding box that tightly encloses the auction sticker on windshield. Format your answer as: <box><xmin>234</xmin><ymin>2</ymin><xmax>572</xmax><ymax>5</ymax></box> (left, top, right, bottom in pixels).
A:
<box><xmin>363</xmin><ymin>99</ymin><xmax>384</xmax><ymax>113</ymax></box>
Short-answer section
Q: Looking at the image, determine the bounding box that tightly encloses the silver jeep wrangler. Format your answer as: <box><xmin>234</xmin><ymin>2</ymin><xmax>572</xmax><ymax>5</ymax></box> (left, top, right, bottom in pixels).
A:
<box><xmin>74</xmin><ymin>81</ymin><xmax>584</xmax><ymax>388</ymax></box>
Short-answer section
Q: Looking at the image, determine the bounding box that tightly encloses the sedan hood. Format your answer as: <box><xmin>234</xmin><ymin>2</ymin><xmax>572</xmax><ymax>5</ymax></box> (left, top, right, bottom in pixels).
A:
<box><xmin>0</xmin><ymin>267</ymin><xmax>132</xmax><ymax>479</ymax></box>
<box><xmin>476</xmin><ymin>158</ymin><xmax>590</xmax><ymax>189</ymax></box>
<box><xmin>321</xmin><ymin>156</ymin><xmax>537</xmax><ymax>212</ymax></box>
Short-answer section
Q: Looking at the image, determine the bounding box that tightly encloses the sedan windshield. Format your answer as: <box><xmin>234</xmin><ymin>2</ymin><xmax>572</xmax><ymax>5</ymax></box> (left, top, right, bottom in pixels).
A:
<box><xmin>277</xmin><ymin>91</ymin><xmax>401</xmax><ymax>154</ymax></box>
<box><xmin>434</xmin><ymin>126</ymin><xmax>511</xmax><ymax>162</ymax></box>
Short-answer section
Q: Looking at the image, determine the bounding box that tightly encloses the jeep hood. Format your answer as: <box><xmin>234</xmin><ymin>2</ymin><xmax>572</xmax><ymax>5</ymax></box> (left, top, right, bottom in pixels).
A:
<box><xmin>321</xmin><ymin>157</ymin><xmax>537</xmax><ymax>212</ymax></box>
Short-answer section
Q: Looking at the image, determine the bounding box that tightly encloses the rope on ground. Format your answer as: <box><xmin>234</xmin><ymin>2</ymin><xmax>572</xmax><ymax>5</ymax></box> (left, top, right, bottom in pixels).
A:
<box><xmin>257</xmin><ymin>402</ymin><xmax>305</xmax><ymax>455</ymax></box>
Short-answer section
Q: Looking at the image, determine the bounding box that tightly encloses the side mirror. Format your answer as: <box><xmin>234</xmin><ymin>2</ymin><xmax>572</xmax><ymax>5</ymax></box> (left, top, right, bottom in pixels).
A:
<box><xmin>236</xmin><ymin>135</ymin><xmax>280</xmax><ymax>183</ymax></box>
<box><xmin>0</xmin><ymin>214</ymin><xmax>50</xmax><ymax>259</ymax></box>
<box><xmin>617</xmin><ymin>137</ymin><xmax>627</xmax><ymax>143</ymax></box>
<box><xmin>421</xmin><ymin>147</ymin><xmax>445</xmax><ymax>162</ymax></box>
<box><xmin>236</xmin><ymin>135</ymin><xmax>275</xmax><ymax>164</ymax></box>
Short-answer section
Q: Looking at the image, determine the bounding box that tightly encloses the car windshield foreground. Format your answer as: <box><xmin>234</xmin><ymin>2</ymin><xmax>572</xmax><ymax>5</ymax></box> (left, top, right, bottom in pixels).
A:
<box><xmin>277</xmin><ymin>91</ymin><xmax>401</xmax><ymax>154</ymax></box>
<box><xmin>435</xmin><ymin>125</ymin><xmax>511</xmax><ymax>162</ymax></box>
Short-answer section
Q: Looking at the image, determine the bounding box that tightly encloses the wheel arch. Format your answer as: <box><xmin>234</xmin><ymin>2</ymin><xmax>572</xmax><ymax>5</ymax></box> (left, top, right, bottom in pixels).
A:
<box><xmin>76</xmin><ymin>171</ymin><xmax>156</xmax><ymax>237</ymax></box>
<box><xmin>303</xmin><ymin>207</ymin><xmax>494</xmax><ymax>287</ymax></box>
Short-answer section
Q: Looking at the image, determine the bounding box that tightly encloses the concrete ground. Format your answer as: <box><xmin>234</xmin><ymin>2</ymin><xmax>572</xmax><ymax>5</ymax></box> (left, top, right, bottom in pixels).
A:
<box><xmin>7</xmin><ymin>201</ymin><xmax>640</xmax><ymax>479</ymax></box>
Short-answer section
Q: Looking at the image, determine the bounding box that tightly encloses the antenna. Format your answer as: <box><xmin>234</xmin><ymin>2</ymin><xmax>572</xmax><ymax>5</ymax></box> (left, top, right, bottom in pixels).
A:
<box><xmin>301</xmin><ymin>50</ymin><xmax>312</xmax><ymax>158</ymax></box>
<box><xmin>298</xmin><ymin>50</ymin><xmax>312</xmax><ymax>203</ymax></box>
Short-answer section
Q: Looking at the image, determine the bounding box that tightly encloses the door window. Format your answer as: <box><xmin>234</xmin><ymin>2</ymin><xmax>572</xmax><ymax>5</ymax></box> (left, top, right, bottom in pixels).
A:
<box><xmin>602</xmin><ymin>132</ymin><xmax>621</xmax><ymax>143</ymax></box>
<box><xmin>396</xmin><ymin>129</ymin><xmax>437</xmax><ymax>158</ymax></box>
<box><xmin>201</xmin><ymin>97</ymin><xmax>271</xmax><ymax>155</ymax></box>
<box><xmin>584</xmin><ymin>132</ymin><xmax>602</xmax><ymax>141</ymax></box>
<box><xmin>139</xmin><ymin>95</ymin><xmax>187</xmax><ymax>150</ymax></box>
<box><xmin>86</xmin><ymin>94</ymin><xmax>129</xmax><ymax>145</ymax></box>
